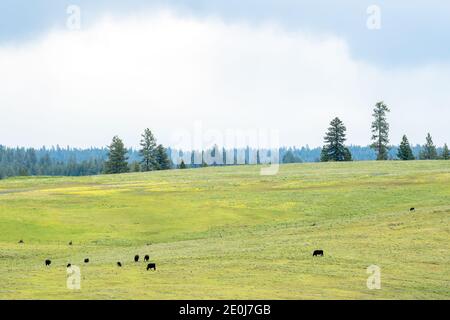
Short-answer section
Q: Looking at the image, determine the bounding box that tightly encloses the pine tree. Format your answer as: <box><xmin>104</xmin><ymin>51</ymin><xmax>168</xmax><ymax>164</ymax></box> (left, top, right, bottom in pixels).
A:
<box><xmin>179</xmin><ymin>160</ymin><xmax>187</xmax><ymax>169</ymax></box>
<box><xmin>442</xmin><ymin>143</ymin><xmax>449</xmax><ymax>160</ymax></box>
<box><xmin>397</xmin><ymin>135</ymin><xmax>415</xmax><ymax>160</ymax></box>
<box><xmin>321</xmin><ymin>117</ymin><xmax>352</xmax><ymax>162</ymax></box>
<box><xmin>139</xmin><ymin>128</ymin><xmax>157</xmax><ymax>171</ymax></box>
<box><xmin>154</xmin><ymin>144</ymin><xmax>171</xmax><ymax>170</ymax></box>
<box><xmin>370</xmin><ymin>101</ymin><xmax>390</xmax><ymax>160</ymax></box>
<box><xmin>419</xmin><ymin>133</ymin><xmax>438</xmax><ymax>160</ymax></box>
<box><xmin>104</xmin><ymin>136</ymin><xmax>129</xmax><ymax>174</ymax></box>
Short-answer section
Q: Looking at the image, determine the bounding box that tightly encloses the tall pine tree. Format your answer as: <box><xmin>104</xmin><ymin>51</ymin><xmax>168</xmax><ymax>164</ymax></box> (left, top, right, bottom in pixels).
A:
<box><xmin>371</xmin><ymin>101</ymin><xmax>390</xmax><ymax>160</ymax></box>
<box><xmin>320</xmin><ymin>117</ymin><xmax>352</xmax><ymax>162</ymax></box>
<box><xmin>139</xmin><ymin>128</ymin><xmax>157</xmax><ymax>171</ymax></box>
<box><xmin>104</xmin><ymin>136</ymin><xmax>129</xmax><ymax>174</ymax></box>
<box><xmin>441</xmin><ymin>143</ymin><xmax>449</xmax><ymax>160</ymax></box>
<box><xmin>397</xmin><ymin>135</ymin><xmax>415</xmax><ymax>160</ymax></box>
<box><xmin>419</xmin><ymin>133</ymin><xmax>438</xmax><ymax>160</ymax></box>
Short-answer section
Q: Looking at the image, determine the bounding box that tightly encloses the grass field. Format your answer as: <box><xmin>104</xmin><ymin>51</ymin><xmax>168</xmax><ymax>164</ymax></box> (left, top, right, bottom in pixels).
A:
<box><xmin>0</xmin><ymin>161</ymin><xmax>449</xmax><ymax>299</ymax></box>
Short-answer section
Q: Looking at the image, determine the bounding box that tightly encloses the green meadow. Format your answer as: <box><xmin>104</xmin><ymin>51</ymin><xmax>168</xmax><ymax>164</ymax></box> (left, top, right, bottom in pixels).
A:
<box><xmin>0</xmin><ymin>161</ymin><xmax>449</xmax><ymax>299</ymax></box>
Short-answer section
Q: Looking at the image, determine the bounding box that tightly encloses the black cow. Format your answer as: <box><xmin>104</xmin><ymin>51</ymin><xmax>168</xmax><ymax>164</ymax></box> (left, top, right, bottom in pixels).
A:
<box><xmin>144</xmin><ymin>255</ymin><xmax>150</xmax><ymax>262</ymax></box>
<box><xmin>146</xmin><ymin>263</ymin><xmax>156</xmax><ymax>271</ymax></box>
<box><xmin>45</xmin><ymin>259</ymin><xmax>51</xmax><ymax>266</ymax></box>
<box><xmin>410</xmin><ymin>208</ymin><xmax>415</xmax><ymax>212</ymax></box>
<box><xmin>67</xmin><ymin>263</ymin><xmax>71</xmax><ymax>268</ymax></box>
<box><xmin>134</xmin><ymin>255</ymin><xmax>139</xmax><ymax>262</ymax></box>
<box><xmin>18</xmin><ymin>240</ymin><xmax>24</xmax><ymax>244</ymax></box>
<box><xmin>69</xmin><ymin>241</ymin><xmax>72</xmax><ymax>245</ymax></box>
<box><xmin>313</xmin><ymin>250</ymin><xmax>324</xmax><ymax>257</ymax></box>
<box><xmin>84</xmin><ymin>258</ymin><xmax>89</xmax><ymax>263</ymax></box>
<box><xmin>117</xmin><ymin>262</ymin><xmax>122</xmax><ymax>267</ymax></box>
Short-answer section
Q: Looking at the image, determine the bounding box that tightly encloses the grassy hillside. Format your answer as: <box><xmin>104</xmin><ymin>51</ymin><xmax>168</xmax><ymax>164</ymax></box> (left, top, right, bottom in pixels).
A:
<box><xmin>0</xmin><ymin>161</ymin><xmax>449</xmax><ymax>299</ymax></box>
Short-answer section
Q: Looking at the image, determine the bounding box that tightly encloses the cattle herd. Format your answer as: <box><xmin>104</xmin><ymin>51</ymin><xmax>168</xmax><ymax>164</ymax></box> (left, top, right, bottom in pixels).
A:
<box><xmin>19</xmin><ymin>207</ymin><xmax>418</xmax><ymax>278</ymax></box>
<box><xmin>33</xmin><ymin>240</ymin><xmax>323</xmax><ymax>271</ymax></box>
<box><xmin>38</xmin><ymin>241</ymin><xmax>157</xmax><ymax>271</ymax></box>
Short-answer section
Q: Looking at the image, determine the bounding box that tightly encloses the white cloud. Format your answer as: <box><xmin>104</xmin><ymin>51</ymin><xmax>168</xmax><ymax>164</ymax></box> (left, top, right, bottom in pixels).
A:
<box><xmin>0</xmin><ymin>10</ymin><xmax>449</xmax><ymax>149</ymax></box>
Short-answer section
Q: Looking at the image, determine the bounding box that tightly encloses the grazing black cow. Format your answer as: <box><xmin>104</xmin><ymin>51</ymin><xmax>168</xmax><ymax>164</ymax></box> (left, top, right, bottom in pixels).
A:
<box><xmin>313</xmin><ymin>250</ymin><xmax>324</xmax><ymax>257</ymax></box>
<box><xmin>84</xmin><ymin>258</ymin><xmax>89</xmax><ymax>263</ymax></box>
<box><xmin>69</xmin><ymin>241</ymin><xmax>72</xmax><ymax>245</ymax></box>
<box><xmin>117</xmin><ymin>262</ymin><xmax>122</xmax><ymax>267</ymax></box>
<box><xmin>144</xmin><ymin>255</ymin><xmax>150</xmax><ymax>262</ymax></box>
<box><xmin>134</xmin><ymin>255</ymin><xmax>139</xmax><ymax>262</ymax></box>
<box><xmin>67</xmin><ymin>263</ymin><xmax>71</xmax><ymax>268</ymax></box>
<box><xmin>146</xmin><ymin>263</ymin><xmax>156</xmax><ymax>271</ymax></box>
<box><xmin>410</xmin><ymin>208</ymin><xmax>415</xmax><ymax>212</ymax></box>
<box><xmin>18</xmin><ymin>240</ymin><xmax>24</xmax><ymax>244</ymax></box>
<box><xmin>45</xmin><ymin>259</ymin><xmax>51</xmax><ymax>266</ymax></box>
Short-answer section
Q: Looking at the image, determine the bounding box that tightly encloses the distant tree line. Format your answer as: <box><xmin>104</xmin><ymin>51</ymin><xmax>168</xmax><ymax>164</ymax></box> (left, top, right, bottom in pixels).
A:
<box><xmin>1</xmin><ymin>104</ymin><xmax>448</xmax><ymax>178</ymax></box>
<box><xmin>0</xmin><ymin>145</ymin><xmax>106</xmax><ymax>179</ymax></box>
<box><xmin>0</xmin><ymin>144</ymin><xmax>151</xmax><ymax>179</ymax></box>
<box><xmin>2</xmin><ymin>142</ymin><xmax>446</xmax><ymax>179</ymax></box>
<box><xmin>0</xmin><ymin>129</ymin><xmax>175</xmax><ymax>178</ymax></box>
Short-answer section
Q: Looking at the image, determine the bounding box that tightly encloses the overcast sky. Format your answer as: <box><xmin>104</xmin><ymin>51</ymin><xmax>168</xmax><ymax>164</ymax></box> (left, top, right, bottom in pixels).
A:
<box><xmin>1</xmin><ymin>1</ymin><xmax>449</xmax><ymax>149</ymax></box>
